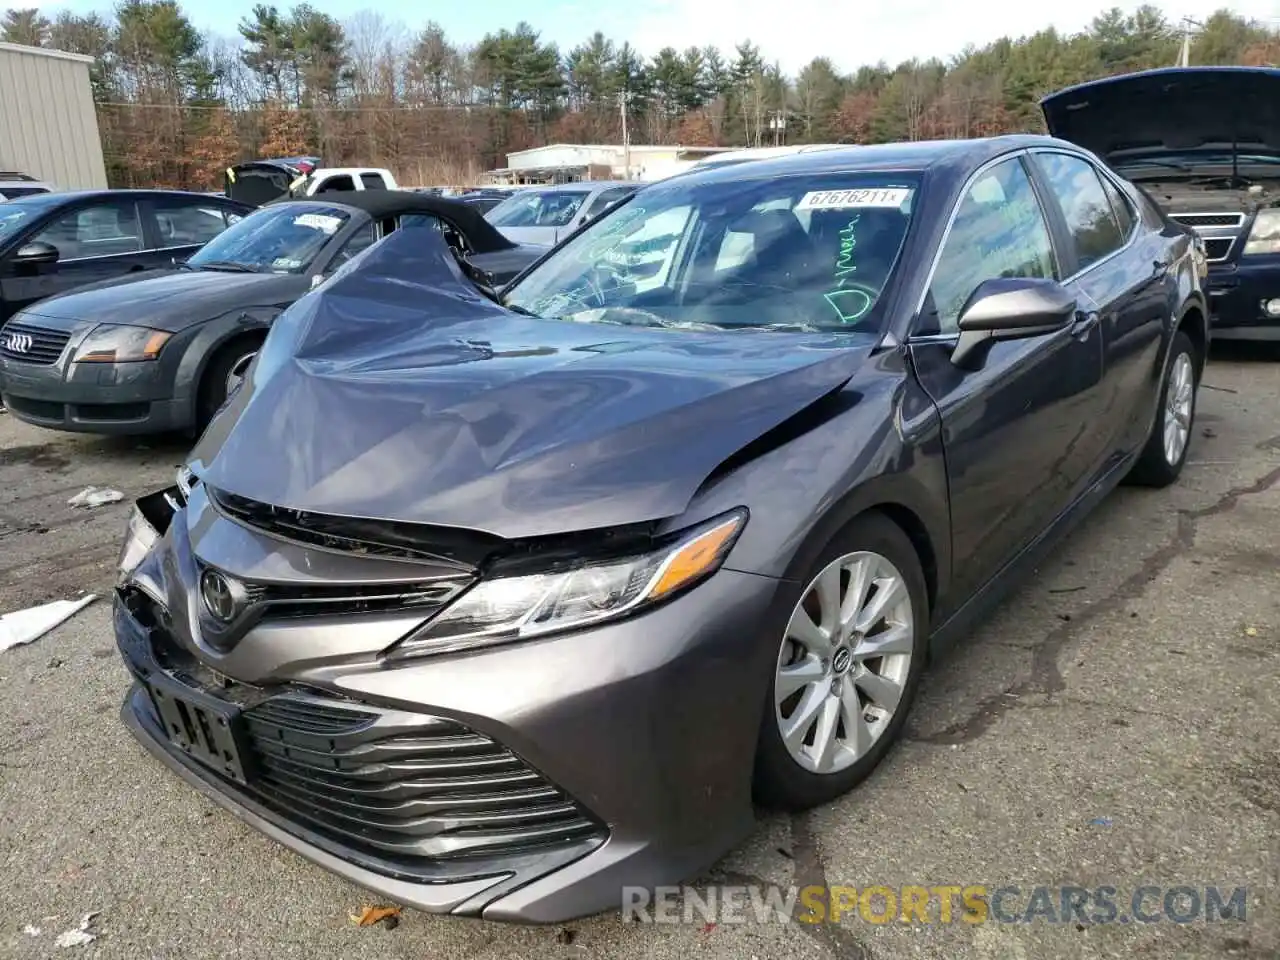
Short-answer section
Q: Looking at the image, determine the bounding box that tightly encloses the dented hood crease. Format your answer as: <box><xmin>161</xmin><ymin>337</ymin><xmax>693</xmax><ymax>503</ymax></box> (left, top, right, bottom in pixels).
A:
<box><xmin>189</xmin><ymin>229</ymin><xmax>874</xmax><ymax>541</ymax></box>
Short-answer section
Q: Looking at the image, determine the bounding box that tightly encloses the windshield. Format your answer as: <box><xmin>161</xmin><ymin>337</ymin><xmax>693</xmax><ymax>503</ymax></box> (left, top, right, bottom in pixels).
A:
<box><xmin>187</xmin><ymin>203</ymin><xmax>349</xmax><ymax>273</ymax></box>
<box><xmin>503</xmin><ymin>172</ymin><xmax>920</xmax><ymax>333</ymax></box>
<box><xmin>487</xmin><ymin>189</ymin><xmax>591</xmax><ymax>228</ymax></box>
<box><xmin>0</xmin><ymin>194</ymin><xmax>64</xmax><ymax>243</ymax></box>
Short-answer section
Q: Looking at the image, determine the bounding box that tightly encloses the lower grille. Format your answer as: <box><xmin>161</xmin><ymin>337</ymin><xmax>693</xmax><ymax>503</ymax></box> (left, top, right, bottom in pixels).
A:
<box><xmin>1203</xmin><ymin>237</ymin><xmax>1234</xmax><ymax>261</ymax></box>
<box><xmin>238</xmin><ymin>693</ymin><xmax>602</xmax><ymax>863</ymax></box>
<box><xmin>0</xmin><ymin>321</ymin><xmax>72</xmax><ymax>364</ymax></box>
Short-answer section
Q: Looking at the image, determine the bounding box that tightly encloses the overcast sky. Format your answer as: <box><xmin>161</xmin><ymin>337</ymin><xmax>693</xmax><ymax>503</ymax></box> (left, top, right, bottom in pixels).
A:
<box><xmin>28</xmin><ymin>0</ymin><xmax>1280</xmax><ymax>74</ymax></box>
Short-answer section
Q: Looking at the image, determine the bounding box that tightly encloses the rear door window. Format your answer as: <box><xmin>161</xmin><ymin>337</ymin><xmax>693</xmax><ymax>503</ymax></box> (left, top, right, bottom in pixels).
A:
<box><xmin>1032</xmin><ymin>152</ymin><xmax>1126</xmax><ymax>271</ymax></box>
<box><xmin>152</xmin><ymin>200</ymin><xmax>235</xmax><ymax>249</ymax></box>
<box><xmin>359</xmin><ymin>172</ymin><xmax>389</xmax><ymax>191</ymax></box>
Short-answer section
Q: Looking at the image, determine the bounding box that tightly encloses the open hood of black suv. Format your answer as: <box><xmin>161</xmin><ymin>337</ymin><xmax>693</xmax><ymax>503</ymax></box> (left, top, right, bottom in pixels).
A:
<box><xmin>1041</xmin><ymin>67</ymin><xmax>1280</xmax><ymax>163</ymax></box>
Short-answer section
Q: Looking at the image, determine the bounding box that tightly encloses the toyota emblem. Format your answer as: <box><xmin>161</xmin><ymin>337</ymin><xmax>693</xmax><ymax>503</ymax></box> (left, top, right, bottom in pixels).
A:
<box><xmin>4</xmin><ymin>332</ymin><xmax>33</xmax><ymax>353</ymax></box>
<box><xmin>199</xmin><ymin>568</ymin><xmax>242</xmax><ymax>623</ymax></box>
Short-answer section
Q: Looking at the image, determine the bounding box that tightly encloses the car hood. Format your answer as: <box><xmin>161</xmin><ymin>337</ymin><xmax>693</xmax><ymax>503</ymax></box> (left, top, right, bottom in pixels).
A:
<box><xmin>188</xmin><ymin>229</ymin><xmax>875</xmax><ymax>541</ymax></box>
<box><xmin>1041</xmin><ymin>67</ymin><xmax>1280</xmax><ymax>162</ymax></box>
<box><xmin>21</xmin><ymin>269</ymin><xmax>309</xmax><ymax>332</ymax></box>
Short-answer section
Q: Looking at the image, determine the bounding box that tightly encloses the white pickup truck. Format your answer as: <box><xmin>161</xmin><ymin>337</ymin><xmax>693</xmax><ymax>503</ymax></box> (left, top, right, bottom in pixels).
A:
<box><xmin>224</xmin><ymin>157</ymin><xmax>398</xmax><ymax>206</ymax></box>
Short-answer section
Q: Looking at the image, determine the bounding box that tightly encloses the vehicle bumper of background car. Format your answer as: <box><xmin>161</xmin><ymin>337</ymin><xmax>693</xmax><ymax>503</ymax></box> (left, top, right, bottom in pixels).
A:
<box><xmin>0</xmin><ymin>356</ymin><xmax>191</xmax><ymax>434</ymax></box>
<box><xmin>114</xmin><ymin>563</ymin><xmax>784</xmax><ymax>923</ymax></box>
<box><xmin>1205</xmin><ymin>258</ymin><xmax>1280</xmax><ymax>340</ymax></box>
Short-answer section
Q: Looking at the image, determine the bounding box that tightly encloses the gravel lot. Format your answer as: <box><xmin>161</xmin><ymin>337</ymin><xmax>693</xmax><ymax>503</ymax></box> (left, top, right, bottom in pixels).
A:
<box><xmin>2</xmin><ymin>347</ymin><xmax>1278</xmax><ymax>959</ymax></box>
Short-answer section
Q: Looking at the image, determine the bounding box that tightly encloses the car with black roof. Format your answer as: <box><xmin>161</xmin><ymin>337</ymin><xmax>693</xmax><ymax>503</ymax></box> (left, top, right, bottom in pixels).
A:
<box><xmin>0</xmin><ymin>190</ymin><xmax>545</xmax><ymax>436</ymax></box>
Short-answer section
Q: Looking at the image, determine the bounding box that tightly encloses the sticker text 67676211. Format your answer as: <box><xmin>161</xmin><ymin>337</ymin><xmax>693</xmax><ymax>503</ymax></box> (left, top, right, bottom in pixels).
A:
<box><xmin>797</xmin><ymin>187</ymin><xmax>912</xmax><ymax>211</ymax></box>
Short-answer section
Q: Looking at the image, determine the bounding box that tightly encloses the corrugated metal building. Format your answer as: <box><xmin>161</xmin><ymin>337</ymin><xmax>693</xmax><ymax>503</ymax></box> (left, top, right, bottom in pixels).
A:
<box><xmin>0</xmin><ymin>41</ymin><xmax>107</xmax><ymax>189</ymax></box>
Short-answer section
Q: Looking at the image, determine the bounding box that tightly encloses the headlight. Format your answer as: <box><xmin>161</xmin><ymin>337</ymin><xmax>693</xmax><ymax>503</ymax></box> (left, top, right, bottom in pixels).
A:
<box><xmin>74</xmin><ymin>324</ymin><xmax>171</xmax><ymax>363</ymax></box>
<box><xmin>1243</xmin><ymin>209</ymin><xmax>1280</xmax><ymax>255</ymax></box>
<box><xmin>387</xmin><ymin>509</ymin><xmax>748</xmax><ymax>659</ymax></box>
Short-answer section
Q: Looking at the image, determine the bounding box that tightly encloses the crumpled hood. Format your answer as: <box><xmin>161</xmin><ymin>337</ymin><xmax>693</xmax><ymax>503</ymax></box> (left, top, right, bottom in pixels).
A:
<box><xmin>22</xmin><ymin>269</ymin><xmax>309</xmax><ymax>331</ymax></box>
<box><xmin>1041</xmin><ymin>66</ymin><xmax>1280</xmax><ymax>162</ymax></box>
<box><xmin>188</xmin><ymin>229</ymin><xmax>874</xmax><ymax>541</ymax></box>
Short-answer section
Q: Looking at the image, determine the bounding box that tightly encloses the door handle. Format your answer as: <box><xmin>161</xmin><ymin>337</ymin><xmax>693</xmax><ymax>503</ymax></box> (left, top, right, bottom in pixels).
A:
<box><xmin>1071</xmin><ymin>310</ymin><xmax>1100</xmax><ymax>338</ymax></box>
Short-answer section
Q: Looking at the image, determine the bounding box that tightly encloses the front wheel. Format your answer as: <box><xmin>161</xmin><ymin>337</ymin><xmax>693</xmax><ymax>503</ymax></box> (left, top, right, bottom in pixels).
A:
<box><xmin>753</xmin><ymin>512</ymin><xmax>928</xmax><ymax>811</ymax></box>
<box><xmin>196</xmin><ymin>341</ymin><xmax>259</xmax><ymax>431</ymax></box>
<box><xmin>1126</xmin><ymin>329</ymin><xmax>1198</xmax><ymax>488</ymax></box>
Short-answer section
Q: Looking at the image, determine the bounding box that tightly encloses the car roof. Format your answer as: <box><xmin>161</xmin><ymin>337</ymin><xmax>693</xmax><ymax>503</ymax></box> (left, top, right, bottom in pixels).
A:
<box><xmin>2</xmin><ymin>188</ymin><xmax>248</xmax><ymax>204</ymax></box>
<box><xmin>666</xmin><ymin>136</ymin><xmax>1070</xmax><ymax>186</ymax></box>
<box><xmin>270</xmin><ymin>190</ymin><xmax>517</xmax><ymax>254</ymax></box>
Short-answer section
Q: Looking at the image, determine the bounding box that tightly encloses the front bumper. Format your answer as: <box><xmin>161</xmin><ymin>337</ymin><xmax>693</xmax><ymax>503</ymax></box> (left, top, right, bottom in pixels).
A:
<box><xmin>0</xmin><ymin>356</ymin><xmax>191</xmax><ymax>434</ymax></box>
<box><xmin>114</xmin><ymin>497</ymin><xmax>784</xmax><ymax>922</ymax></box>
<box><xmin>1205</xmin><ymin>258</ymin><xmax>1280</xmax><ymax>340</ymax></box>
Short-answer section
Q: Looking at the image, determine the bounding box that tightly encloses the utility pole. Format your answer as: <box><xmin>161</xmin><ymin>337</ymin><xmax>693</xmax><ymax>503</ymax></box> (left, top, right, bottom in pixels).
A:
<box><xmin>1177</xmin><ymin>17</ymin><xmax>1202</xmax><ymax>67</ymax></box>
<box><xmin>769</xmin><ymin>109</ymin><xmax>787</xmax><ymax>147</ymax></box>
<box><xmin>618</xmin><ymin>90</ymin><xmax>632</xmax><ymax>180</ymax></box>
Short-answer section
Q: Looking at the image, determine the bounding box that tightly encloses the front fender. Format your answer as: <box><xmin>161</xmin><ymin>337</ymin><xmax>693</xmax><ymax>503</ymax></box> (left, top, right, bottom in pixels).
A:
<box><xmin>175</xmin><ymin>307</ymin><xmax>281</xmax><ymax>422</ymax></box>
<box><xmin>672</xmin><ymin>349</ymin><xmax>951</xmax><ymax>614</ymax></box>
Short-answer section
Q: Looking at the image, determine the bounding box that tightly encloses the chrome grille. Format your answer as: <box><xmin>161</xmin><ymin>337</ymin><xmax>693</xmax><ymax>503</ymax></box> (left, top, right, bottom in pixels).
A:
<box><xmin>1168</xmin><ymin>211</ymin><xmax>1244</xmax><ymax>263</ymax></box>
<box><xmin>0</xmin><ymin>321</ymin><xmax>71</xmax><ymax>364</ymax></box>
<box><xmin>239</xmin><ymin>693</ymin><xmax>604</xmax><ymax>863</ymax></box>
<box><xmin>1170</xmin><ymin>212</ymin><xmax>1245</xmax><ymax>228</ymax></box>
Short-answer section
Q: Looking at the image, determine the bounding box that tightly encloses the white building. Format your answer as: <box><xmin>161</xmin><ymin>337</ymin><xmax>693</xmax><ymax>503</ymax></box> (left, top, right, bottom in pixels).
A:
<box><xmin>488</xmin><ymin>143</ymin><xmax>731</xmax><ymax>184</ymax></box>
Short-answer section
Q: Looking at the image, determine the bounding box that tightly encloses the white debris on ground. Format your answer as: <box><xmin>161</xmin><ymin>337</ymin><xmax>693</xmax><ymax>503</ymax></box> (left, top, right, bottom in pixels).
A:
<box><xmin>67</xmin><ymin>486</ymin><xmax>124</xmax><ymax>508</ymax></box>
<box><xmin>53</xmin><ymin>912</ymin><xmax>99</xmax><ymax>948</ymax></box>
<box><xmin>22</xmin><ymin>924</ymin><xmax>41</xmax><ymax>936</ymax></box>
<box><xmin>0</xmin><ymin>595</ymin><xmax>98</xmax><ymax>653</ymax></box>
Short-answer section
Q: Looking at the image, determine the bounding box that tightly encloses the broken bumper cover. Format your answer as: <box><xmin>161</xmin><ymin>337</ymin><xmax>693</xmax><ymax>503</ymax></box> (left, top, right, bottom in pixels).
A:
<box><xmin>112</xmin><ymin>491</ymin><xmax>780</xmax><ymax>923</ymax></box>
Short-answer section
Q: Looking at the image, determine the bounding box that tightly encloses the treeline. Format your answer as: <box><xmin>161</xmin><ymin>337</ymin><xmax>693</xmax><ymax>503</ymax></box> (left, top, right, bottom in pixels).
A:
<box><xmin>2</xmin><ymin>3</ymin><xmax>1279</xmax><ymax>188</ymax></box>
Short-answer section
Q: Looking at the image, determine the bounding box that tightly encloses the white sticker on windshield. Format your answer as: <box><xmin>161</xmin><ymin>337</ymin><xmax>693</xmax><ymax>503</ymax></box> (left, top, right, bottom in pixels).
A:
<box><xmin>293</xmin><ymin>213</ymin><xmax>342</xmax><ymax>233</ymax></box>
<box><xmin>797</xmin><ymin>188</ymin><xmax>912</xmax><ymax>211</ymax></box>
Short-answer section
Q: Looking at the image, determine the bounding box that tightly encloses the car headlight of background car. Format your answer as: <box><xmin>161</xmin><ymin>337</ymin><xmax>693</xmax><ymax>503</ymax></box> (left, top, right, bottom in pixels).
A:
<box><xmin>1243</xmin><ymin>209</ymin><xmax>1280</xmax><ymax>256</ymax></box>
<box><xmin>387</xmin><ymin>509</ymin><xmax>748</xmax><ymax>659</ymax></box>
<box><xmin>74</xmin><ymin>324</ymin><xmax>172</xmax><ymax>363</ymax></box>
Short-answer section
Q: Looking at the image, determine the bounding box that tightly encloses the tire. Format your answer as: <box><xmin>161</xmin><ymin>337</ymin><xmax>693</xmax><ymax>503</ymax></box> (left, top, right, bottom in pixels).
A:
<box><xmin>196</xmin><ymin>340</ymin><xmax>260</xmax><ymax>431</ymax></box>
<box><xmin>1126</xmin><ymin>329</ymin><xmax>1198</xmax><ymax>488</ymax></box>
<box><xmin>753</xmin><ymin>511</ymin><xmax>929</xmax><ymax>811</ymax></box>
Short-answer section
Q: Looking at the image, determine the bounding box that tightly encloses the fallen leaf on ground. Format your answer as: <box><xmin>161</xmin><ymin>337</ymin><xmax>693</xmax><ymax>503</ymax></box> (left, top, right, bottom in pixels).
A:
<box><xmin>1244</xmin><ymin>626</ymin><xmax>1260</xmax><ymax>637</ymax></box>
<box><xmin>350</xmin><ymin>905</ymin><xmax>402</xmax><ymax>927</ymax></box>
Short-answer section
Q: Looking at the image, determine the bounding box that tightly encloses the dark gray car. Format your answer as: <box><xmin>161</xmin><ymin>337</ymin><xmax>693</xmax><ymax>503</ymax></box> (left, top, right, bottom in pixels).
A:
<box><xmin>0</xmin><ymin>191</ymin><xmax>543</xmax><ymax>435</ymax></box>
<box><xmin>114</xmin><ymin>136</ymin><xmax>1206</xmax><ymax>923</ymax></box>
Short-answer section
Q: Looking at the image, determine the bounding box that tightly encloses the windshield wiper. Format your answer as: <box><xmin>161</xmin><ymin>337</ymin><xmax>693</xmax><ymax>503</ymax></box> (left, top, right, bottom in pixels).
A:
<box><xmin>502</xmin><ymin>302</ymin><xmax>541</xmax><ymax>318</ymax></box>
<box><xmin>194</xmin><ymin>260</ymin><xmax>260</xmax><ymax>273</ymax></box>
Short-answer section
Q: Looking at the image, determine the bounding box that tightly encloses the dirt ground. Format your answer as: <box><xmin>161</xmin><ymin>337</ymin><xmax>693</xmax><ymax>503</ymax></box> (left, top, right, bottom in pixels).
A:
<box><xmin>1</xmin><ymin>346</ymin><xmax>1277</xmax><ymax>959</ymax></box>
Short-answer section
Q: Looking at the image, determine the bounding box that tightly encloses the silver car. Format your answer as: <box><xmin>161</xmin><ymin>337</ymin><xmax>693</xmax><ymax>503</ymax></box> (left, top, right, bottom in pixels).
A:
<box><xmin>485</xmin><ymin>181</ymin><xmax>637</xmax><ymax>247</ymax></box>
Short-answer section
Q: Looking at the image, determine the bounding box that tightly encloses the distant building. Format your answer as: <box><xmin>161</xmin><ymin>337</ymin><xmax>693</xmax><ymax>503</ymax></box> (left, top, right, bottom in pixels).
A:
<box><xmin>0</xmin><ymin>41</ymin><xmax>107</xmax><ymax>190</ymax></box>
<box><xmin>487</xmin><ymin>144</ymin><xmax>731</xmax><ymax>184</ymax></box>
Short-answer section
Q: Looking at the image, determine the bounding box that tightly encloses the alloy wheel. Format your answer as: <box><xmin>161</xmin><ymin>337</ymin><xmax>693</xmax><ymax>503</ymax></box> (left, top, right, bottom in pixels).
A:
<box><xmin>225</xmin><ymin>351</ymin><xmax>257</xmax><ymax>398</ymax></box>
<box><xmin>1163</xmin><ymin>351</ymin><xmax>1194</xmax><ymax>466</ymax></box>
<box><xmin>774</xmin><ymin>550</ymin><xmax>916</xmax><ymax>775</ymax></box>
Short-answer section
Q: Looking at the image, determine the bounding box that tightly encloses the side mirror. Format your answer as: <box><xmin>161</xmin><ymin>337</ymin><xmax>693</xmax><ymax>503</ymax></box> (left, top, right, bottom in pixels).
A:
<box><xmin>14</xmin><ymin>240</ymin><xmax>59</xmax><ymax>266</ymax></box>
<box><xmin>951</xmin><ymin>277</ymin><xmax>1076</xmax><ymax>368</ymax></box>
